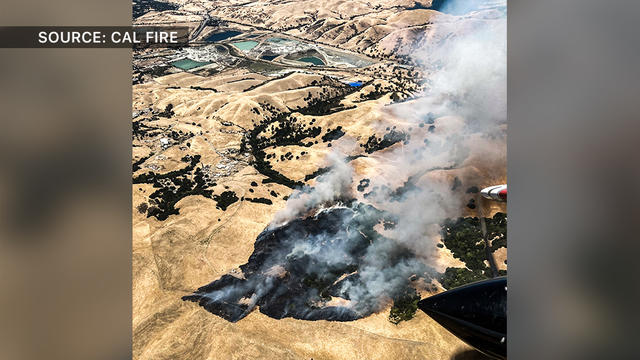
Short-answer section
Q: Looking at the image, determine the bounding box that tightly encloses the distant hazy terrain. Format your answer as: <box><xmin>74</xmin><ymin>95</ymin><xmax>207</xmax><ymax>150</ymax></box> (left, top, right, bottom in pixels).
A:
<box><xmin>132</xmin><ymin>1</ymin><xmax>506</xmax><ymax>359</ymax></box>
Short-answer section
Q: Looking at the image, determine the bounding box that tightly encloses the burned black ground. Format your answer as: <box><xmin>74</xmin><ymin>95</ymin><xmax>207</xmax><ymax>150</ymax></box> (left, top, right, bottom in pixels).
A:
<box><xmin>183</xmin><ymin>202</ymin><xmax>430</xmax><ymax>322</ymax></box>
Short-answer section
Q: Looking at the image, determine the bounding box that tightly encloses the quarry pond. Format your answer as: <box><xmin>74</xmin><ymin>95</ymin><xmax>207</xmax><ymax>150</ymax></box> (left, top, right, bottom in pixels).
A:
<box><xmin>170</xmin><ymin>58</ymin><xmax>212</xmax><ymax>70</ymax></box>
<box><xmin>205</xmin><ymin>30</ymin><xmax>242</xmax><ymax>42</ymax></box>
<box><xmin>297</xmin><ymin>56</ymin><xmax>325</xmax><ymax>65</ymax></box>
<box><xmin>232</xmin><ymin>40</ymin><xmax>259</xmax><ymax>51</ymax></box>
<box><xmin>175</xmin><ymin>30</ymin><xmax>378</xmax><ymax>70</ymax></box>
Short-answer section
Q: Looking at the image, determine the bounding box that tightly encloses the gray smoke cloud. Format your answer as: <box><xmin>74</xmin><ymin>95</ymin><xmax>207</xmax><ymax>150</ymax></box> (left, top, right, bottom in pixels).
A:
<box><xmin>269</xmin><ymin>152</ymin><xmax>353</xmax><ymax>229</ymax></box>
<box><xmin>305</xmin><ymin>0</ymin><xmax>506</xmax><ymax>308</ymax></box>
<box><xmin>185</xmin><ymin>0</ymin><xmax>507</xmax><ymax>321</ymax></box>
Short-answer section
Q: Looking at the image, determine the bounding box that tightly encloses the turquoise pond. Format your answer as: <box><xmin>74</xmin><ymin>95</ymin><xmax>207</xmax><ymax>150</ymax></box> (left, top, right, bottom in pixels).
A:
<box><xmin>298</xmin><ymin>56</ymin><xmax>324</xmax><ymax>65</ymax></box>
<box><xmin>232</xmin><ymin>41</ymin><xmax>259</xmax><ymax>51</ymax></box>
<box><xmin>170</xmin><ymin>59</ymin><xmax>211</xmax><ymax>70</ymax></box>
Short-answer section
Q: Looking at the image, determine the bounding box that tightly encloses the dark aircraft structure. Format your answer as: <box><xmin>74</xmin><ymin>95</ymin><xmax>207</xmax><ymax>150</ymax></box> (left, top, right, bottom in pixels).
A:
<box><xmin>418</xmin><ymin>277</ymin><xmax>507</xmax><ymax>359</ymax></box>
<box><xmin>419</xmin><ymin>184</ymin><xmax>507</xmax><ymax>359</ymax></box>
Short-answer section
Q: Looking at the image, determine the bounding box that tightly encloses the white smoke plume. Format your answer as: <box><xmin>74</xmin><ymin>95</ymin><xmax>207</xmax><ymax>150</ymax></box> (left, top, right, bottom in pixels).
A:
<box><xmin>269</xmin><ymin>152</ymin><xmax>353</xmax><ymax>228</ymax></box>
<box><xmin>379</xmin><ymin>2</ymin><xmax>508</xmax><ymax>247</ymax></box>
<box><xmin>185</xmin><ymin>0</ymin><xmax>507</xmax><ymax>321</ymax></box>
<box><xmin>305</xmin><ymin>0</ymin><xmax>506</xmax><ymax>308</ymax></box>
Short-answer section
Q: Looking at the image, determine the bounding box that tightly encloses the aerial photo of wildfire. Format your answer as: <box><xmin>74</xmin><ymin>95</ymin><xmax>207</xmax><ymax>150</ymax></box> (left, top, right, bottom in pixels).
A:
<box><xmin>132</xmin><ymin>0</ymin><xmax>507</xmax><ymax>359</ymax></box>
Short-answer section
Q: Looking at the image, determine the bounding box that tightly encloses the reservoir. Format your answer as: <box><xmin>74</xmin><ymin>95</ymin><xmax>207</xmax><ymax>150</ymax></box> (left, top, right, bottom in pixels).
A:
<box><xmin>232</xmin><ymin>41</ymin><xmax>259</xmax><ymax>51</ymax></box>
<box><xmin>260</xmin><ymin>54</ymin><xmax>278</xmax><ymax>61</ymax></box>
<box><xmin>170</xmin><ymin>58</ymin><xmax>212</xmax><ymax>70</ymax></box>
<box><xmin>298</xmin><ymin>56</ymin><xmax>324</xmax><ymax>65</ymax></box>
<box><xmin>205</xmin><ymin>30</ymin><xmax>242</xmax><ymax>42</ymax></box>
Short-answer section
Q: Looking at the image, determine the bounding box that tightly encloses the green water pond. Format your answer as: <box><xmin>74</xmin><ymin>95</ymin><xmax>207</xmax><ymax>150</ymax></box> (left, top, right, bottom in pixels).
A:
<box><xmin>170</xmin><ymin>58</ymin><xmax>212</xmax><ymax>70</ymax></box>
<box><xmin>298</xmin><ymin>56</ymin><xmax>324</xmax><ymax>65</ymax></box>
<box><xmin>232</xmin><ymin>41</ymin><xmax>259</xmax><ymax>51</ymax></box>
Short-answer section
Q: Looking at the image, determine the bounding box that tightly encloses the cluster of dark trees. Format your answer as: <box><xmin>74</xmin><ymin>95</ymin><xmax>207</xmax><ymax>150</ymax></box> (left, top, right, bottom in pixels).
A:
<box><xmin>244</xmin><ymin>197</ymin><xmax>273</xmax><ymax>205</ymax></box>
<box><xmin>321</xmin><ymin>126</ymin><xmax>345</xmax><ymax>142</ymax></box>
<box><xmin>133</xmin><ymin>155</ymin><xmax>216</xmax><ymax>220</ymax></box>
<box><xmin>388</xmin><ymin>287</ymin><xmax>421</xmax><ymax>325</ymax></box>
<box><xmin>132</xmin><ymin>155</ymin><xmax>150</xmax><ymax>172</ymax></box>
<box><xmin>361</xmin><ymin>129</ymin><xmax>408</xmax><ymax>153</ymax></box>
<box><xmin>132</xmin><ymin>65</ymin><xmax>172</xmax><ymax>84</ymax></box>
<box><xmin>243</xmin><ymin>85</ymin><xmax>360</xmax><ymax>188</ymax></box>
<box><xmin>213</xmin><ymin>191</ymin><xmax>239</xmax><ymax>211</ymax></box>
<box><xmin>439</xmin><ymin>213</ymin><xmax>508</xmax><ymax>289</ymax></box>
<box><xmin>133</xmin><ymin>120</ymin><xmax>162</xmax><ymax>140</ymax></box>
<box><xmin>298</xmin><ymin>95</ymin><xmax>355</xmax><ymax>116</ymax></box>
<box><xmin>304</xmin><ymin>166</ymin><xmax>330</xmax><ymax>182</ymax></box>
<box><xmin>157</xmin><ymin>103</ymin><xmax>175</xmax><ymax>118</ymax></box>
<box><xmin>244</xmin><ymin>112</ymin><xmax>321</xmax><ymax>188</ymax></box>
<box><xmin>356</xmin><ymin>178</ymin><xmax>370</xmax><ymax>192</ymax></box>
<box><xmin>357</xmin><ymin>82</ymin><xmax>395</xmax><ymax>102</ymax></box>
